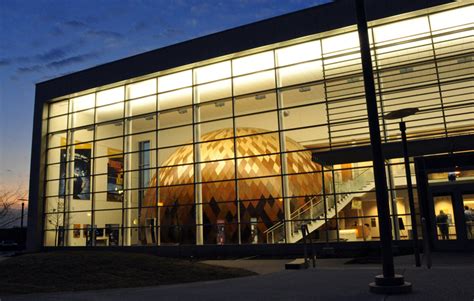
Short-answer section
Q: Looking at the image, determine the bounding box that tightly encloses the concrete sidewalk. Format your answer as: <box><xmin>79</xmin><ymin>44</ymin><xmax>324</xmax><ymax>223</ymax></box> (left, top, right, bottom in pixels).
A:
<box><xmin>2</xmin><ymin>253</ymin><xmax>473</xmax><ymax>301</ymax></box>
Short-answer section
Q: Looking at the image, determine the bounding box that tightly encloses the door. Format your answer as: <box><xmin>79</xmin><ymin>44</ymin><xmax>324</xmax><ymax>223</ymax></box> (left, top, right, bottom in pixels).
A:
<box><xmin>461</xmin><ymin>193</ymin><xmax>474</xmax><ymax>240</ymax></box>
<box><xmin>429</xmin><ymin>183</ymin><xmax>474</xmax><ymax>249</ymax></box>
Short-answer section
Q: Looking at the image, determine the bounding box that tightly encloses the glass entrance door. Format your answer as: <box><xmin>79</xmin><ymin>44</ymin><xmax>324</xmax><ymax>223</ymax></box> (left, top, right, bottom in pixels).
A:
<box><xmin>462</xmin><ymin>193</ymin><xmax>474</xmax><ymax>240</ymax></box>
<box><xmin>430</xmin><ymin>186</ymin><xmax>474</xmax><ymax>248</ymax></box>
<box><xmin>433</xmin><ymin>195</ymin><xmax>457</xmax><ymax>240</ymax></box>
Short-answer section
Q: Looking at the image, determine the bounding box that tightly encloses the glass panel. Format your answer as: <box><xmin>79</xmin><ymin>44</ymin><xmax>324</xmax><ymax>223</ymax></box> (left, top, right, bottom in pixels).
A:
<box><xmin>128</xmin><ymin>132</ymin><xmax>156</xmax><ymax>153</ymax></box>
<box><xmin>322</xmin><ymin>31</ymin><xmax>359</xmax><ymax>55</ymax></box>
<box><xmin>232</xmin><ymin>51</ymin><xmax>274</xmax><ymax>76</ymax></box>
<box><xmin>158</xmin><ymin>147</ymin><xmax>193</xmax><ymax>167</ymax></box>
<box><xmin>157</xmin><ymin>125</ymin><xmax>193</xmax><ymax>148</ymax></box>
<box><xmin>234</xmin><ymin>92</ymin><xmax>276</xmax><ymax>116</ymax></box>
<box><xmin>49</xmin><ymin>100</ymin><xmax>68</xmax><ymax>117</ymax></box>
<box><xmin>48</xmin><ymin>132</ymin><xmax>67</xmax><ymax>149</ymax></box>
<box><xmin>158</xmin><ymin>88</ymin><xmax>192</xmax><ymax>111</ymax></box>
<box><xmin>158</xmin><ymin>70</ymin><xmax>192</xmax><ymax>93</ymax></box>
<box><xmin>97</xmin><ymin>86</ymin><xmax>124</xmax><ymax>106</ymax></box>
<box><xmin>48</xmin><ymin>115</ymin><xmax>68</xmax><ymax>132</ymax></box>
<box><xmin>234</xmin><ymin>111</ymin><xmax>278</xmax><ymax>133</ymax></box>
<box><xmin>198</xmin><ymin>99</ymin><xmax>232</xmax><ymax>122</ymax></box>
<box><xmin>96</xmin><ymin>102</ymin><xmax>124</xmax><ymax>123</ymax></box>
<box><xmin>46</xmin><ymin>163</ymin><xmax>62</xmax><ymax>180</ymax></box>
<box><xmin>235</xmin><ymin>132</ymin><xmax>279</xmax><ymax>157</ymax></box>
<box><xmin>280</xmin><ymin>84</ymin><xmax>325</xmax><ymax>108</ymax></box>
<box><xmin>233</xmin><ymin>70</ymin><xmax>275</xmax><ymax>96</ymax></box>
<box><xmin>71</xmin><ymin>127</ymin><xmax>94</xmax><ymax>144</ymax></box>
<box><xmin>47</xmin><ymin>148</ymin><xmax>64</xmax><ymax>164</ymax></box>
<box><xmin>199</xmin><ymin>119</ymin><xmax>234</xmax><ymax>137</ymax></box>
<box><xmin>127</xmin><ymin>95</ymin><xmax>156</xmax><ymax>117</ymax></box>
<box><xmin>94</xmin><ymin>190</ymin><xmax>123</xmax><ymax>210</ymax></box>
<box><xmin>283</xmin><ymin>126</ymin><xmax>329</xmax><ymax>150</ymax></box>
<box><xmin>194</xmin><ymin>61</ymin><xmax>231</xmax><ymax>84</ymax></box>
<box><xmin>71</xmin><ymin>94</ymin><xmax>95</xmax><ymax>112</ymax></box>
<box><xmin>195</xmin><ymin>80</ymin><xmax>231</xmax><ymax>103</ymax></box>
<box><xmin>277</xmin><ymin>60</ymin><xmax>323</xmax><ymax>87</ymax></box>
<box><xmin>373</xmin><ymin>17</ymin><xmax>430</xmax><ymax>44</ymax></box>
<box><xmin>158</xmin><ymin>106</ymin><xmax>193</xmax><ymax>128</ymax></box>
<box><xmin>96</xmin><ymin>121</ymin><xmax>123</xmax><ymax>140</ymax></box>
<box><xmin>276</xmin><ymin>40</ymin><xmax>321</xmax><ymax>67</ymax></box>
<box><xmin>95</xmin><ymin>137</ymin><xmax>123</xmax><ymax>158</ymax></box>
<box><xmin>462</xmin><ymin>193</ymin><xmax>474</xmax><ymax>240</ymax></box>
<box><xmin>280</xmin><ymin>104</ymin><xmax>327</xmax><ymax>130</ymax></box>
<box><xmin>433</xmin><ymin>195</ymin><xmax>457</xmax><ymax>240</ymax></box>
<box><xmin>429</xmin><ymin>6</ymin><xmax>474</xmax><ymax>32</ymax></box>
<box><xmin>128</xmin><ymin>115</ymin><xmax>156</xmax><ymax>135</ymax></box>
<box><xmin>127</xmin><ymin>78</ymin><xmax>156</xmax><ymax>99</ymax></box>
<box><xmin>70</xmin><ymin>109</ymin><xmax>94</xmax><ymax>128</ymax></box>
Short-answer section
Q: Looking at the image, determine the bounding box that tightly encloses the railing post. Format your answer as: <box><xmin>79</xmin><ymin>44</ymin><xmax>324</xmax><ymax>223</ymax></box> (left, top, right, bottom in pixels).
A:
<box><xmin>421</xmin><ymin>217</ymin><xmax>432</xmax><ymax>269</ymax></box>
<box><xmin>302</xmin><ymin>224</ymin><xmax>308</xmax><ymax>267</ymax></box>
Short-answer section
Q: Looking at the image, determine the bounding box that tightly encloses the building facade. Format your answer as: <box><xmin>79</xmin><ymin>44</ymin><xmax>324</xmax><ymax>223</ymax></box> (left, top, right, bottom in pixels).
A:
<box><xmin>27</xmin><ymin>0</ymin><xmax>474</xmax><ymax>252</ymax></box>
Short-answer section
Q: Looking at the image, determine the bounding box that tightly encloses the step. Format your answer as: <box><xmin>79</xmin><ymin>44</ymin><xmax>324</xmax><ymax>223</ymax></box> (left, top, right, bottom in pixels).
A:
<box><xmin>285</xmin><ymin>258</ymin><xmax>309</xmax><ymax>270</ymax></box>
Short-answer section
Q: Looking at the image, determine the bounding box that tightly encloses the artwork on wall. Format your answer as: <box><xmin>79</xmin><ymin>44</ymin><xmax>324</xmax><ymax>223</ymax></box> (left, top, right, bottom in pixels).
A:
<box><xmin>73</xmin><ymin>145</ymin><xmax>91</xmax><ymax>200</ymax></box>
<box><xmin>107</xmin><ymin>154</ymin><xmax>124</xmax><ymax>202</ymax></box>
<box><xmin>73</xmin><ymin>224</ymin><xmax>81</xmax><ymax>238</ymax></box>
<box><xmin>58</xmin><ymin>149</ymin><xmax>67</xmax><ymax>198</ymax></box>
<box><xmin>58</xmin><ymin>140</ymin><xmax>91</xmax><ymax>200</ymax></box>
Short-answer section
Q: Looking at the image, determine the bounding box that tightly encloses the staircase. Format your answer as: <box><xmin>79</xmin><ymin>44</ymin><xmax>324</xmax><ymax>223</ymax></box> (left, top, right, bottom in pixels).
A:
<box><xmin>265</xmin><ymin>167</ymin><xmax>375</xmax><ymax>244</ymax></box>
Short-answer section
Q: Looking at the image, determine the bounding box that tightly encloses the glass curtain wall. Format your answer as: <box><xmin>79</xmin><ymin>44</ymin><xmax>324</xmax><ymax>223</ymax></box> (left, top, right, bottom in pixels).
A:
<box><xmin>43</xmin><ymin>4</ymin><xmax>473</xmax><ymax>246</ymax></box>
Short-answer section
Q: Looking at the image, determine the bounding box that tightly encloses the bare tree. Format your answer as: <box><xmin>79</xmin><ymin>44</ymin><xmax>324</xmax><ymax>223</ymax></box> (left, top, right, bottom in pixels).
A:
<box><xmin>46</xmin><ymin>198</ymin><xmax>67</xmax><ymax>246</ymax></box>
<box><xmin>0</xmin><ymin>185</ymin><xmax>28</xmax><ymax>228</ymax></box>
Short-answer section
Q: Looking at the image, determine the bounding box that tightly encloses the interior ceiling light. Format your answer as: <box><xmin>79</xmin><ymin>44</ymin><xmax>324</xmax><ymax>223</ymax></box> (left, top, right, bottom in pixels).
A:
<box><xmin>298</xmin><ymin>86</ymin><xmax>311</xmax><ymax>93</ymax></box>
<box><xmin>347</xmin><ymin>76</ymin><xmax>360</xmax><ymax>83</ymax></box>
<box><xmin>215</xmin><ymin>101</ymin><xmax>225</xmax><ymax>108</ymax></box>
<box><xmin>458</xmin><ymin>56</ymin><xmax>472</xmax><ymax>63</ymax></box>
<box><xmin>400</xmin><ymin>67</ymin><xmax>414</xmax><ymax>74</ymax></box>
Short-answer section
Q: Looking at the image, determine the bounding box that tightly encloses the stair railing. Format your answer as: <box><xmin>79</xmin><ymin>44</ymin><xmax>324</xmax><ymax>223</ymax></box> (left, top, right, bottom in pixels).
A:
<box><xmin>265</xmin><ymin>167</ymin><xmax>374</xmax><ymax>244</ymax></box>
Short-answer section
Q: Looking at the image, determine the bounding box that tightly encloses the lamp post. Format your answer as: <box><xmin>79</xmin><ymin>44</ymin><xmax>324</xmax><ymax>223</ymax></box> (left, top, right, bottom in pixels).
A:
<box><xmin>384</xmin><ymin>108</ymin><xmax>421</xmax><ymax>267</ymax></box>
<box><xmin>18</xmin><ymin>198</ymin><xmax>28</xmax><ymax>230</ymax></box>
<box><xmin>355</xmin><ymin>0</ymin><xmax>412</xmax><ymax>293</ymax></box>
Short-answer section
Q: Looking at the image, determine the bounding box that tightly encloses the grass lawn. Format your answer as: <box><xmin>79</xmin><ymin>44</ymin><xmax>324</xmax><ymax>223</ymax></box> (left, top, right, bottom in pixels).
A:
<box><xmin>0</xmin><ymin>251</ymin><xmax>256</xmax><ymax>295</ymax></box>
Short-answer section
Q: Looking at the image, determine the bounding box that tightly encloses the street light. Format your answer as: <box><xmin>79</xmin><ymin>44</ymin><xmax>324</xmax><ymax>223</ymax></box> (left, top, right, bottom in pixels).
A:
<box><xmin>384</xmin><ymin>108</ymin><xmax>421</xmax><ymax>267</ymax></box>
<box><xmin>18</xmin><ymin>198</ymin><xmax>28</xmax><ymax>230</ymax></box>
<box><xmin>355</xmin><ymin>0</ymin><xmax>412</xmax><ymax>294</ymax></box>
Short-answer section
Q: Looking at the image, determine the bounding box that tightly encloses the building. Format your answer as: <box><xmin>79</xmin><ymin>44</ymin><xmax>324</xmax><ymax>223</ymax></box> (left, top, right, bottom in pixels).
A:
<box><xmin>27</xmin><ymin>0</ymin><xmax>474</xmax><ymax>254</ymax></box>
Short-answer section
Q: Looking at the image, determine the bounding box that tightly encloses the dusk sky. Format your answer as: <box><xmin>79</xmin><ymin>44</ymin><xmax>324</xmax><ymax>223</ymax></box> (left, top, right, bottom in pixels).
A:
<box><xmin>0</xmin><ymin>0</ymin><xmax>330</xmax><ymax>190</ymax></box>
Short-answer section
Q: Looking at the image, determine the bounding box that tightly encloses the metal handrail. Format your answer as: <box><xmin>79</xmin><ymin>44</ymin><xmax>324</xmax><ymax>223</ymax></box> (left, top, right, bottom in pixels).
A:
<box><xmin>265</xmin><ymin>166</ymin><xmax>374</xmax><ymax>243</ymax></box>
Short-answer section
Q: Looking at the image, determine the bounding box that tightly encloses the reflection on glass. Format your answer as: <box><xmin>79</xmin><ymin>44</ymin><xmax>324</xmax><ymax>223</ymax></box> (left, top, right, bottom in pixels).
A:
<box><xmin>433</xmin><ymin>195</ymin><xmax>457</xmax><ymax>240</ymax></box>
<box><xmin>462</xmin><ymin>194</ymin><xmax>474</xmax><ymax>240</ymax></box>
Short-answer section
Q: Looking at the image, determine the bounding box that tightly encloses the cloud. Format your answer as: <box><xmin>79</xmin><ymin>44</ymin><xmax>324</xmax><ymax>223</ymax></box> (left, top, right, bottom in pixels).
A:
<box><xmin>17</xmin><ymin>65</ymin><xmax>43</xmax><ymax>74</ymax></box>
<box><xmin>132</xmin><ymin>20</ymin><xmax>149</xmax><ymax>32</ymax></box>
<box><xmin>36</xmin><ymin>48</ymin><xmax>68</xmax><ymax>62</ymax></box>
<box><xmin>45</xmin><ymin>52</ymin><xmax>100</xmax><ymax>69</ymax></box>
<box><xmin>86</xmin><ymin>29</ymin><xmax>123</xmax><ymax>40</ymax></box>
<box><xmin>0</xmin><ymin>59</ymin><xmax>12</xmax><ymax>66</ymax></box>
<box><xmin>63</xmin><ymin>20</ymin><xmax>88</xmax><ymax>28</ymax></box>
<box><xmin>16</xmin><ymin>51</ymin><xmax>101</xmax><ymax>74</ymax></box>
<box><xmin>153</xmin><ymin>27</ymin><xmax>185</xmax><ymax>40</ymax></box>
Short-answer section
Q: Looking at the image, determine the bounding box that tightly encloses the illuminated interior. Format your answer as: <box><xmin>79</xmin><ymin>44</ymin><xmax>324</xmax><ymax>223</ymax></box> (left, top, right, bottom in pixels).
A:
<box><xmin>42</xmin><ymin>3</ymin><xmax>474</xmax><ymax>247</ymax></box>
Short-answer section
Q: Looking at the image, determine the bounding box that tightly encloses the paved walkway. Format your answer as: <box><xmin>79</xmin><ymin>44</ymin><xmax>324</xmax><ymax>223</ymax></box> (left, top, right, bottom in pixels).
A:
<box><xmin>2</xmin><ymin>253</ymin><xmax>474</xmax><ymax>301</ymax></box>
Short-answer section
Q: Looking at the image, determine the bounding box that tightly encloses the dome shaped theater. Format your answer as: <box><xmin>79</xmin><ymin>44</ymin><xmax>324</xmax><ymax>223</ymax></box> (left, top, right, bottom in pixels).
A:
<box><xmin>141</xmin><ymin>128</ymin><xmax>326</xmax><ymax>244</ymax></box>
